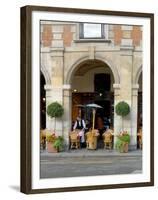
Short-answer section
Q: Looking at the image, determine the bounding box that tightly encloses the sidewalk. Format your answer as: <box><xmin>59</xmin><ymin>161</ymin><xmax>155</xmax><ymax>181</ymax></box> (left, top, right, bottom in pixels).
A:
<box><xmin>40</xmin><ymin>149</ymin><xmax>142</xmax><ymax>158</ymax></box>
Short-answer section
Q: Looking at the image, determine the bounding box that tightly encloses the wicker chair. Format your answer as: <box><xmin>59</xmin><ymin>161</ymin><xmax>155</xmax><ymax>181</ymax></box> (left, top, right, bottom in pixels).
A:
<box><xmin>102</xmin><ymin>129</ymin><xmax>113</xmax><ymax>149</ymax></box>
<box><xmin>40</xmin><ymin>129</ymin><xmax>47</xmax><ymax>150</ymax></box>
<box><xmin>86</xmin><ymin>129</ymin><xmax>99</xmax><ymax>150</ymax></box>
<box><xmin>69</xmin><ymin>131</ymin><xmax>80</xmax><ymax>149</ymax></box>
<box><xmin>137</xmin><ymin>130</ymin><xmax>142</xmax><ymax>149</ymax></box>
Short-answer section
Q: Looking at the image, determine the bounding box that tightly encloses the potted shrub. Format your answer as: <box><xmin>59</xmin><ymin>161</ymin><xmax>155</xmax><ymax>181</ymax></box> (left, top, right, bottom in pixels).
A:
<box><xmin>115</xmin><ymin>101</ymin><xmax>130</xmax><ymax>152</ymax></box>
<box><xmin>115</xmin><ymin>131</ymin><xmax>130</xmax><ymax>153</ymax></box>
<box><xmin>47</xmin><ymin>102</ymin><xmax>64</xmax><ymax>132</ymax></box>
<box><xmin>46</xmin><ymin>133</ymin><xmax>64</xmax><ymax>153</ymax></box>
<box><xmin>46</xmin><ymin>102</ymin><xmax>64</xmax><ymax>152</ymax></box>
<box><xmin>115</xmin><ymin>101</ymin><xmax>130</xmax><ymax>130</ymax></box>
<box><xmin>46</xmin><ymin>133</ymin><xmax>58</xmax><ymax>153</ymax></box>
<box><xmin>53</xmin><ymin>136</ymin><xmax>64</xmax><ymax>152</ymax></box>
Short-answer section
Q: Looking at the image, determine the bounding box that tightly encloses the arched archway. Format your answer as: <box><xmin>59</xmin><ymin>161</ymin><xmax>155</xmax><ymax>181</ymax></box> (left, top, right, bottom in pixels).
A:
<box><xmin>137</xmin><ymin>71</ymin><xmax>142</xmax><ymax>130</ymax></box>
<box><xmin>65</xmin><ymin>57</ymin><xmax>120</xmax><ymax>85</ymax></box>
<box><xmin>41</xmin><ymin>64</ymin><xmax>51</xmax><ymax>85</ymax></box>
<box><xmin>63</xmin><ymin>57</ymin><xmax>121</xmax><ymax>148</ymax></box>
<box><xmin>134</xmin><ymin>66</ymin><xmax>142</xmax><ymax>84</ymax></box>
<box><xmin>40</xmin><ymin>72</ymin><xmax>46</xmax><ymax>129</ymax></box>
<box><xmin>69</xmin><ymin>59</ymin><xmax>116</xmax><ymax>147</ymax></box>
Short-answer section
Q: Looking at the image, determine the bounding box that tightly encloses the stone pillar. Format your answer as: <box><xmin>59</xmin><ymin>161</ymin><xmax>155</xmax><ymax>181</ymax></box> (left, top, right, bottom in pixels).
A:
<box><xmin>50</xmin><ymin>48</ymin><xmax>64</xmax><ymax>87</ymax></box>
<box><xmin>44</xmin><ymin>84</ymin><xmax>53</xmax><ymax>130</ymax></box>
<box><xmin>63</xmin><ymin>85</ymin><xmax>72</xmax><ymax>149</ymax></box>
<box><xmin>44</xmin><ymin>84</ymin><xmax>52</xmax><ymax>150</ymax></box>
<box><xmin>130</xmin><ymin>84</ymin><xmax>139</xmax><ymax>150</ymax></box>
<box><xmin>45</xmin><ymin>48</ymin><xmax>64</xmax><ymax>136</ymax></box>
<box><xmin>113</xmin><ymin>84</ymin><xmax>121</xmax><ymax>146</ymax></box>
<box><xmin>44</xmin><ymin>84</ymin><xmax>63</xmax><ymax>134</ymax></box>
<box><xmin>120</xmin><ymin>47</ymin><xmax>133</xmax><ymax>135</ymax></box>
<box><xmin>114</xmin><ymin>47</ymin><xmax>134</xmax><ymax>149</ymax></box>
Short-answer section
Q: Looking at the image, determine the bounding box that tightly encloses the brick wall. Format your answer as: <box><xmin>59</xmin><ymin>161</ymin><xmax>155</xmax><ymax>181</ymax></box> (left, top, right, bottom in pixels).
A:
<box><xmin>113</xmin><ymin>25</ymin><xmax>122</xmax><ymax>45</ymax></box>
<box><xmin>41</xmin><ymin>25</ymin><xmax>53</xmax><ymax>47</ymax></box>
<box><xmin>131</xmin><ymin>26</ymin><xmax>142</xmax><ymax>46</ymax></box>
<box><xmin>41</xmin><ymin>23</ymin><xmax>142</xmax><ymax>48</ymax></box>
<box><xmin>63</xmin><ymin>25</ymin><xmax>73</xmax><ymax>47</ymax></box>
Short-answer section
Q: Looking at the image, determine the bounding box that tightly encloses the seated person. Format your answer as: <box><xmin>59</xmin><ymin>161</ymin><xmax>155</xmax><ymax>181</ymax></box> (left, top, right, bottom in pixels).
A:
<box><xmin>73</xmin><ymin>116</ymin><xmax>86</xmax><ymax>147</ymax></box>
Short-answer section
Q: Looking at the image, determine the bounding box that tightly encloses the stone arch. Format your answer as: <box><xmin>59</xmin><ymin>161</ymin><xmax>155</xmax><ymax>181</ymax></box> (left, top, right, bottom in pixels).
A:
<box><xmin>65</xmin><ymin>55</ymin><xmax>120</xmax><ymax>85</ymax></box>
<box><xmin>41</xmin><ymin>64</ymin><xmax>51</xmax><ymax>85</ymax></box>
<box><xmin>134</xmin><ymin>65</ymin><xmax>142</xmax><ymax>84</ymax></box>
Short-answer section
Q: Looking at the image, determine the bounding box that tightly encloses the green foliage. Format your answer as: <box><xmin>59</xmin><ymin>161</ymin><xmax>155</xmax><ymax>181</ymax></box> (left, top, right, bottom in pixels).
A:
<box><xmin>46</xmin><ymin>134</ymin><xmax>64</xmax><ymax>152</ymax></box>
<box><xmin>115</xmin><ymin>101</ymin><xmax>130</xmax><ymax>117</ymax></box>
<box><xmin>115</xmin><ymin>138</ymin><xmax>124</xmax><ymax>152</ymax></box>
<box><xmin>119</xmin><ymin>134</ymin><xmax>130</xmax><ymax>143</ymax></box>
<box><xmin>47</xmin><ymin>102</ymin><xmax>64</xmax><ymax>118</ymax></box>
<box><xmin>115</xmin><ymin>132</ymin><xmax>130</xmax><ymax>152</ymax></box>
<box><xmin>53</xmin><ymin>136</ymin><xmax>64</xmax><ymax>151</ymax></box>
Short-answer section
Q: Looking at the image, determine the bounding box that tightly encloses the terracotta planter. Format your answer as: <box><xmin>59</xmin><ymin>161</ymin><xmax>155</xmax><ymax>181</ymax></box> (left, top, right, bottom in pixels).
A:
<box><xmin>120</xmin><ymin>142</ymin><xmax>128</xmax><ymax>153</ymax></box>
<box><xmin>47</xmin><ymin>142</ymin><xmax>58</xmax><ymax>153</ymax></box>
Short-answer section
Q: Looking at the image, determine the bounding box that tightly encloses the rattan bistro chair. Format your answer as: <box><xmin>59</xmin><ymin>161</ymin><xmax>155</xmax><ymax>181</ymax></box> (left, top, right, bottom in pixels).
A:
<box><xmin>102</xmin><ymin>129</ymin><xmax>113</xmax><ymax>149</ymax></box>
<box><xmin>69</xmin><ymin>131</ymin><xmax>80</xmax><ymax>149</ymax></box>
<box><xmin>137</xmin><ymin>129</ymin><xmax>142</xmax><ymax>149</ymax></box>
<box><xmin>40</xmin><ymin>129</ymin><xmax>47</xmax><ymax>150</ymax></box>
<box><xmin>86</xmin><ymin>129</ymin><xmax>99</xmax><ymax>150</ymax></box>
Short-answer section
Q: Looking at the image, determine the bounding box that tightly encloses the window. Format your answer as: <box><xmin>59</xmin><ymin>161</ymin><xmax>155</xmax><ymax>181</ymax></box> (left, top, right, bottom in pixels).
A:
<box><xmin>79</xmin><ymin>23</ymin><xmax>105</xmax><ymax>39</ymax></box>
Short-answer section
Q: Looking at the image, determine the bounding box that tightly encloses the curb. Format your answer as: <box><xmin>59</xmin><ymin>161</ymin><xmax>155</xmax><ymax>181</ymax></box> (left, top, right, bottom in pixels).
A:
<box><xmin>40</xmin><ymin>150</ymin><xmax>142</xmax><ymax>158</ymax></box>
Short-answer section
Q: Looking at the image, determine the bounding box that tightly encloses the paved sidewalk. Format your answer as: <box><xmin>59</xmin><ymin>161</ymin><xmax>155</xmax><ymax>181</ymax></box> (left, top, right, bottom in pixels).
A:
<box><xmin>40</xmin><ymin>149</ymin><xmax>142</xmax><ymax>158</ymax></box>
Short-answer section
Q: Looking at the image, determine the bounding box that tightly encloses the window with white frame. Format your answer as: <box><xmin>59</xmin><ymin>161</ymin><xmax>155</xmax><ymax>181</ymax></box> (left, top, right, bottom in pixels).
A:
<box><xmin>79</xmin><ymin>23</ymin><xmax>105</xmax><ymax>39</ymax></box>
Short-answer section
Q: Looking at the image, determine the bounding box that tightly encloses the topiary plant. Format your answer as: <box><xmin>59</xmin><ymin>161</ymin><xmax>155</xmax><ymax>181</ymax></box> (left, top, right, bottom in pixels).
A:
<box><xmin>115</xmin><ymin>101</ymin><xmax>130</xmax><ymax>130</ymax></box>
<box><xmin>47</xmin><ymin>102</ymin><xmax>64</xmax><ymax>132</ymax></box>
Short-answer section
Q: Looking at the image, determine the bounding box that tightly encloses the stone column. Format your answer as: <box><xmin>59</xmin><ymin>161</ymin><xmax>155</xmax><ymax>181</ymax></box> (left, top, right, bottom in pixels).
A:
<box><xmin>47</xmin><ymin>47</ymin><xmax>64</xmax><ymax>136</ymax></box>
<box><xmin>120</xmin><ymin>47</ymin><xmax>133</xmax><ymax>145</ymax></box>
<box><xmin>130</xmin><ymin>84</ymin><xmax>139</xmax><ymax>150</ymax></box>
<box><xmin>113</xmin><ymin>84</ymin><xmax>121</xmax><ymax>146</ymax></box>
<box><xmin>44</xmin><ymin>84</ymin><xmax>53</xmax><ymax>150</ymax></box>
<box><xmin>63</xmin><ymin>85</ymin><xmax>72</xmax><ymax>149</ymax></box>
<box><xmin>44</xmin><ymin>84</ymin><xmax>53</xmax><ymax>130</ymax></box>
<box><xmin>44</xmin><ymin>84</ymin><xmax>63</xmax><ymax>134</ymax></box>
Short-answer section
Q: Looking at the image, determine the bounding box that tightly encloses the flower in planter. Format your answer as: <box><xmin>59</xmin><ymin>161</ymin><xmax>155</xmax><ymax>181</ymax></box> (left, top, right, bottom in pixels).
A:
<box><xmin>53</xmin><ymin>136</ymin><xmax>64</xmax><ymax>152</ymax></box>
<box><xmin>46</xmin><ymin>133</ymin><xmax>57</xmax><ymax>143</ymax></box>
<box><xmin>46</xmin><ymin>102</ymin><xmax>64</xmax><ymax>152</ymax></box>
<box><xmin>115</xmin><ymin>131</ymin><xmax>130</xmax><ymax>153</ymax></box>
<box><xmin>46</xmin><ymin>133</ymin><xmax>64</xmax><ymax>152</ymax></box>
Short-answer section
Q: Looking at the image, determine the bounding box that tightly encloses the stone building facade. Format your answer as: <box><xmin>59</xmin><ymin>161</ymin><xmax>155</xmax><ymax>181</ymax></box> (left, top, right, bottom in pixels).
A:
<box><xmin>40</xmin><ymin>21</ymin><xmax>142</xmax><ymax>150</ymax></box>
